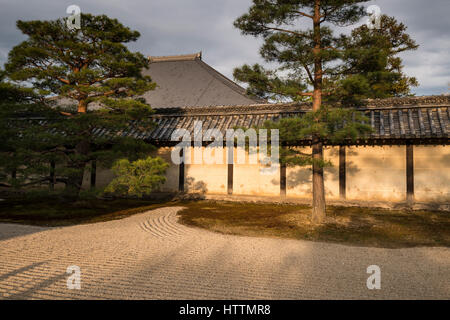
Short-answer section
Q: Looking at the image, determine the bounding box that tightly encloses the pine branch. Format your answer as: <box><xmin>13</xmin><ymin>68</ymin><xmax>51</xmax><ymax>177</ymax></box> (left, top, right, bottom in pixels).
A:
<box><xmin>294</xmin><ymin>11</ymin><xmax>314</xmax><ymax>19</ymax></box>
<box><xmin>262</xmin><ymin>26</ymin><xmax>303</xmax><ymax>37</ymax></box>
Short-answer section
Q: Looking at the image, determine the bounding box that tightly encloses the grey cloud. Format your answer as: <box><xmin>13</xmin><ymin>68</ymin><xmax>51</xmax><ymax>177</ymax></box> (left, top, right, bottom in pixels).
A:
<box><xmin>0</xmin><ymin>0</ymin><xmax>448</xmax><ymax>95</ymax></box>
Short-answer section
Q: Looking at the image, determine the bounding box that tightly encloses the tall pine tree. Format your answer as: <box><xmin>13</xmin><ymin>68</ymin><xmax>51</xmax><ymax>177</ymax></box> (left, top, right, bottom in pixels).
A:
<box><xmin>234</xmin><ymin>0</ymin><xmax>393</xmax><ymax>222</ymax></box>
<box><xmin>4</xmin><ymin>14</ymin><xmax>157</xmax><ymax>197</ymax></box>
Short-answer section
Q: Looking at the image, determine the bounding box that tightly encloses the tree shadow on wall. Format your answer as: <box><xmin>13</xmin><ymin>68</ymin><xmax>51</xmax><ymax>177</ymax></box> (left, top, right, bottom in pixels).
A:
<box><xmin>268</xmin><ymin>147</ymin><xmax>362</xmax><ymax>196</ymax></box>
<box><xmin>441</xmin><ymin>152</ymin><xmax>450</xmax><ymax>164</ymax></box>
<box><xmin>287</xmin><ymin>167</ymin><xmax>312</xmax><ymax>194</ymax></box>
<box><xmin>185</xmin><ymin>176</ymin><xmax>208</xmax><ymax>195</ymax></box>
<box><xmin>327</xmin><ymin>147</ymin><xmax>361</xmax><ymax>179</ymax></box>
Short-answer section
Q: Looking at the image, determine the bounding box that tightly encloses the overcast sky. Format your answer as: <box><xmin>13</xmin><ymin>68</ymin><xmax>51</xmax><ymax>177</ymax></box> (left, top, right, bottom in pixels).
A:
<box><xmin>0</xmin><ymin>0</ymin><xmax>448</xmax><ymax>95</ymax></box>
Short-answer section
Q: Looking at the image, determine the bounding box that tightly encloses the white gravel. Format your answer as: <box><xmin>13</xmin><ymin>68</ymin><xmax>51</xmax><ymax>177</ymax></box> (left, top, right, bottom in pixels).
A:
<box><xmin>0</xmin><ymin>206</ymin><xmax>449</xmax><ymax>299</ymax></box>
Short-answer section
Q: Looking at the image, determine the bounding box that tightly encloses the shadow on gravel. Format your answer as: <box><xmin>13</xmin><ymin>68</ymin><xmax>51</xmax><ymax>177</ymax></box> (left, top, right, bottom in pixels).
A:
<box><xmin>0</xmin><ymin>224</ymin><xmax>50</xmax><ymax>241</ymax></box>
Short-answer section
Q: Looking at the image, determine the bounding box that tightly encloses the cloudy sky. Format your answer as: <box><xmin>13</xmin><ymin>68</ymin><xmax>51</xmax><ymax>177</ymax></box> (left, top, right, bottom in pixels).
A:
<box><xmin>0</xmin><ymin>0</ymin><xmax>448</xmax><ymax>95</ymax></box>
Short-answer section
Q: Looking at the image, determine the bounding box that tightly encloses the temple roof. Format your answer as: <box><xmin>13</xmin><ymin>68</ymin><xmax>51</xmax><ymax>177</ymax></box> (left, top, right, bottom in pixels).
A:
<box><xmin>141</xmin><ymin>52</ymin><xmax>263</xmax><ymax>108</ymax></box>
<box><xmin>142</xmin><ymin>95</ymin><xmax>450</xmax><ymax>145</ymax></box>
<box><xmin>22</xmin><ymin>96</ymin><xmax>450</xmax><ymax>146</ymax></box>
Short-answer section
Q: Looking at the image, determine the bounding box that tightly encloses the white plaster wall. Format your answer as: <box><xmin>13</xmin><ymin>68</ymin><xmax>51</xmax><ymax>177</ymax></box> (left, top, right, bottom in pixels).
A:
<box><xmin>233</xmin><ymin>146</ymin><xmax>280</xmax><ymax>196</ymax></box>
<box><xmin>346</xmin><ymin>146</ymin><xmax>406</xmax><ymax>201</ymax></box>
<box><xmin>184</xmin><ymin>146</ymin><xmax>227</xmax><ymax>194</ymax></box>
<box><xmin>286</xmin><ymin>148</ymin><xmax>311</xmax><ymax>198</ymax></box>
<box><xmin>285</xmin><ymin>147</ymin><xmax>339</xmax><ymax>199</ymax></box>
<box><xmin>414</xmin><ymin>145</ymin><xmax>450</xmax><ymax>202</ymax></box>
<box><xmin>79</xmin><ymin>144</ymin><xmax>450</xmax><ymax>203</ymax></box>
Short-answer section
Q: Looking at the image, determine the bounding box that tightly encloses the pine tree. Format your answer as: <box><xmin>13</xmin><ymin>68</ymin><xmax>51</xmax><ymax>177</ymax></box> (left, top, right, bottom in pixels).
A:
<box><xmin>0</xmin><ymin>69</ymin><xmax>44</xmax><ymax>187</ymax></box>
<box><xmin>329</xmin><ymin>15</ymin><xmax>419</xmax><ymax>105</ymax></box>
<box><xmin>105</xmin><ymin>157</ymin><xmax>169</xmax><ymax>198</ymax></box>
<box><xmin>234</xmin><ymin>0</ymin><xmax>379</xmax><ymax>222</ymax></box>
<box><xmin>4</xmin><ymin>14</ymin><xmax>157</xmax><ymax>197</ymax></box>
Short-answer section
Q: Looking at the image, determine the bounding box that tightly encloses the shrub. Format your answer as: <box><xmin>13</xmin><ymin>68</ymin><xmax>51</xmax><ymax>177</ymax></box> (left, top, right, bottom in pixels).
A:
<box><xmin>105</xmin><ymin>156</ymin><xmax>169</xmax><ymax>198</ymax></box>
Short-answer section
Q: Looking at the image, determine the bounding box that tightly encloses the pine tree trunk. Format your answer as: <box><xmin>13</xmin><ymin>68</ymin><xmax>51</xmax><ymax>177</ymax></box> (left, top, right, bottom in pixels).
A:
<box><xmin>64</xmin><ymin>163</ymin><xmax>86</xmax><ymax>198</ymax></box>
<box><xmin>311</xmin><ymin>88</ymin><xmax>326</xmax><ymax>223</ymax></box>
<box><xmin>63</xmin><ymin>139</ymin><xmax>89</xmax><ymax>199</ymax></box>
<box><xmin>78</xmin><ymin>100</ymin><xmax>87</xmax><ymax>113</ymax></box>
<box><xmin>63</xmin><ymin>98</ymin><xmax>89</xmax><ymax>198</ymax></box>
<box><xmin>312</xmin><ymin>138</ymin><xmax>326</xmax><ymax>223</ymax></box>
<box><xmin>311</xmin><ymin>0</ymin><xmax>326</xmax><ymax>223</ymax></box>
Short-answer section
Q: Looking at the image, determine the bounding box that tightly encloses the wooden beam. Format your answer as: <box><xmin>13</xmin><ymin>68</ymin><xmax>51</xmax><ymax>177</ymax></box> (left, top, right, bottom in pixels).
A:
<box><xmin>398</xmin><ymin>110</ymin><xmax>406</xmax><ymax>136</ymax></box>
<box><xmin>370</xmin><ymin>110</ymin><xmax>375</xmax><ymax>131</ymax></box>
<box><xmin>339</xmin><ymin>146</ymin><xmax>346</xmax><ymax>199</ymax></box>
<box><xmin>179</xmin><ymin>148</ymin><xmax>185</xmax><ymax>192</ymax></box>
<box><xmin>280</xmin><ymin>163</ymin><xmax>287</xmax><ymax>198</ymax></box>
<box><xmin>50</xmin><ymin>161</ymin><xmax>56</xmax><ymax>191</ymax></box>
<box><xmin>406</xmin><ymin>144</ymin><xmax>414</xmax><ymax>205</ymax></box>
<box><xmin>388</xmin><ymin>110</ymin><xmax>394</xmax><ymax>136</ymax></box>
<box><xmin>227</xmin><ymin>147</ymin><xmax>234</xmax><ymax>195</ymax></box>
<box><xmin>90</xmin><ymin>160</ymin><xmax>97</xmax><ymax>189</ymax></box>
<box><xmin>428</xmin><ymin>109</ymin><xmax>436</xmax><ymax>135</ymax></box>
<box><xmin>436</xmin><ymin>108</ymin><xmax>446</xmax><ymax>134</ymax></box>
<box><xmin>407</xmin><ymin>109</ymin><xmax>416</xmax><ymax>136</ymax></box>
<box><xmin>417</xmin><ymin>109</ymin><xmax>425</xmax><ymax>134</ymax></box>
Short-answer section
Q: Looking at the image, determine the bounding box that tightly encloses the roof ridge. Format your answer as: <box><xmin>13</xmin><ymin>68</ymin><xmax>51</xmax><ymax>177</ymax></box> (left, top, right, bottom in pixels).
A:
<box><xmin>195</xmin><ymin>59</ymin><xmax>265</xmax><ymax>104</ymax></box>
<box><xmin>148</xmin><ymin>52</ymin><xmax>202</xmax><ymax>63</ymax></box>
<box><xmin>364</xmin><ymin>95</ymin><xmax>450</xmax><ymax>107</ymax></box>
<box><xmin>153</xmin><ymin>96</ymin><xmax>450</xmax><ymax>114</ymax></box>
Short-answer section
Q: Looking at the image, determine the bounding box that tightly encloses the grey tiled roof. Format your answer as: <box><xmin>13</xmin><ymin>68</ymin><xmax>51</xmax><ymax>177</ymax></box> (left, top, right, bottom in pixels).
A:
<box><xmin>141</xmin><ymin>53</ymin><xmax>263</xmax><ymax>108</ymax></box>
<box><xmin>11</xmin><ymin>96</ymin><xmax>450</xmax><ymax>146</ymax></box>
<box><xmin>51</xmin><ymin>52</ymin><xmax>263</xmax><ymax>110</ymax></box>
<box><xmin>142</xmin><ymin>96</ymin><xmax>450</xmax><ymax>145</ymax></box>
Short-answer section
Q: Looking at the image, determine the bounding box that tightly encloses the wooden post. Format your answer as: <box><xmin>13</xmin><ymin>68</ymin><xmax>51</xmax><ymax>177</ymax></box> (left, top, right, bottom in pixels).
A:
<box><xmin>339</xmin><ymin>146</ymin><xmax>346</xmax><ymax>199</ymax></box>
<box><xmin>406</xmin><ymin>144</ymin><xmax>414</xmax><ymax>205</ymax></box>
<box><xmin>280</xmin><ymin>163</ymin><xmax>287</xmax><ymax>199</ymax></box>
<box><xmin>49</xmin><ymin>161</ymin><xmax>55</xmax><ymax>191</ymax></box>
<box><xmin>90</xmin><ymin>160</ymin><xmax>97</xmax><ymax>189</ymax></box>
<box><xmin>179</xmin><ymin>148</ymin><xmax>185</xmax><ymax>192</ymax></box>
<box><xmin>227</xmin><ymin>146</ymin><xmax>233</xmax><ymax>195</ymax></box>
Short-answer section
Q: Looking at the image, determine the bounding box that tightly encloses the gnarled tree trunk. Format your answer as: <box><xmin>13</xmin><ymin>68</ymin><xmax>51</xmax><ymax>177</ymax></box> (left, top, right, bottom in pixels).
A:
<box><xmin>63</xmin><ymin>139</ymin><xmax>90</xmax><ymax>199</ymax></box>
